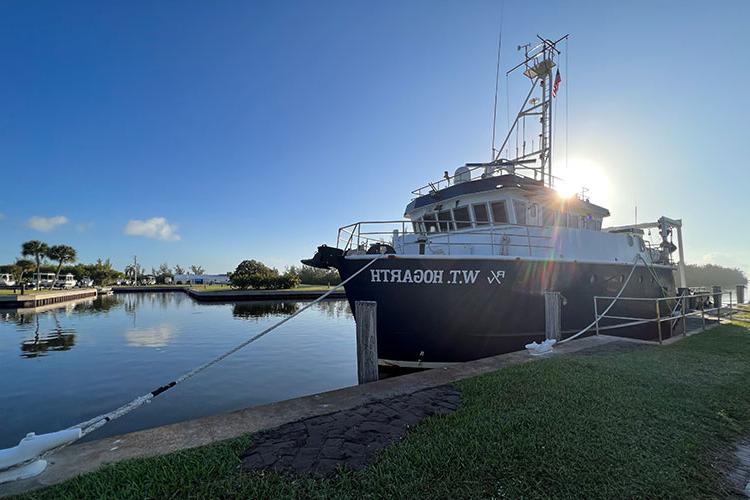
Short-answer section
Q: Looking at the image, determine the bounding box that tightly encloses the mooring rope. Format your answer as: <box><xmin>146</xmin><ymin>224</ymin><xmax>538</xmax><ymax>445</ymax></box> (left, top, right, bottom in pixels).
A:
<box><xmin>557</xmin><ymin>254</ymin><xmax>644</xmax><ymax>345</ymax></box>
<box><xmin>70</xmin><ymin>255</ymin><xmax>384</xmax><ymax>438</ymax></box>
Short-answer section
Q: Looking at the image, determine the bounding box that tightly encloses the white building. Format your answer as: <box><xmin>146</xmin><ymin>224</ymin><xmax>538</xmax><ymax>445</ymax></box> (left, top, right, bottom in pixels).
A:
<box><xmin>173</xmin><ymin>274</ymin><xmax>230</xmax><ymax>285</ymax></box>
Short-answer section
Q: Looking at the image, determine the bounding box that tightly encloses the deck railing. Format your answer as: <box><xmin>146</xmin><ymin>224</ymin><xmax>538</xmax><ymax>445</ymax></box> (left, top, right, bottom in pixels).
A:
<box><xmin>337</xmin><ymin>220</ymin><xmax>554</xmax><ymax>256</ymax></box>
<box><xmin>593</xmin><ymin>290</ymin><xmax>739</xmax><ymax>344</ymax></box>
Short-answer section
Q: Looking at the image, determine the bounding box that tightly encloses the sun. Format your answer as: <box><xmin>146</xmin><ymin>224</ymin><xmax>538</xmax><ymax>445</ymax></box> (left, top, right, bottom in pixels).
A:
<box><xmin>553</xmin><ymin>158</ymin><xmax>610</xmax><ymax>204</ymax></box>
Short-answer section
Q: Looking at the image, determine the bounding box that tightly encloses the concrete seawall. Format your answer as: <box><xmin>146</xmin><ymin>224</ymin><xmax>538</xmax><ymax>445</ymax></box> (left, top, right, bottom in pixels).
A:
<box><xmin>0</xmin><ymin>289</ymin><xmax>98</xmax><ymax>309</ymax></box>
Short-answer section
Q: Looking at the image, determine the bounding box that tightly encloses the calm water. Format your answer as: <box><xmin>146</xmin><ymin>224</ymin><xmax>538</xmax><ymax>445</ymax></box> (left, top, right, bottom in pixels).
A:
<box><xmin>0</xmin><ymin>293</ymin><xmax>356</xmax><ymax>448</ymax></box>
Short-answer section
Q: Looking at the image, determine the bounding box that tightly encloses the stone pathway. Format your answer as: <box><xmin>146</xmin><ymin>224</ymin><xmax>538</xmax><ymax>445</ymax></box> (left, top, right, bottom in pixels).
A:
<box><xmin>241</xmin><ymin>385</ymin><xmax>461</xmax><ymax>477</ymax></box>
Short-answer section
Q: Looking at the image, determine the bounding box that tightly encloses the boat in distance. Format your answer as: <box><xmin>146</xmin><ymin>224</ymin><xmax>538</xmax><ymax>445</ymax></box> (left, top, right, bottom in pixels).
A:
<box><xmin>304</xmin><ymin>35</ymin><xmax>687</xmax><ymax>368</ymax></box>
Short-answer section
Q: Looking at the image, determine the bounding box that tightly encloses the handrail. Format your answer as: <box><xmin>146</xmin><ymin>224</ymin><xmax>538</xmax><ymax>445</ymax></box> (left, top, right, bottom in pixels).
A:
<box><xmin>410</xmin><ymin>164</ymin><xmax>573</xmax><ymax>197</ymax></box>
<box><xmin>337</xmin><ymin>220</ymin><xmax>558</xmax><ymax>256</ymax></box>
<box><xmin>592</xmin><ymin>290</ymin><xmax>737</xmax><ymax>344</ymax></box>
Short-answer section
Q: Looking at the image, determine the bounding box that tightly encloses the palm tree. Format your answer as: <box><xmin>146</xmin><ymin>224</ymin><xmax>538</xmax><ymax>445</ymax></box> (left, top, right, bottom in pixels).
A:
<box><xmin>47</xmin><ymin>245</ymin><xmax>77</xmax><ymax>288</ymax></box>
<box><xmin>21</xmin><ymin>240</ymin><xmax>49</xmax><ymax>290</ymax></box>
<box><xmin>14</xmin><ymin>258</ymin><xmax>36</xmax><ymax>285</ymax></box>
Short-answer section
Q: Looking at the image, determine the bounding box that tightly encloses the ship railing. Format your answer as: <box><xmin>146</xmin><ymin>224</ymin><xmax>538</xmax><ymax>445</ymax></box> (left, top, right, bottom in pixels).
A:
<box><xmin>337</xmin><ymin>220</ymin><xmax>554</xmax><ymax>256</ymax></box>
<box><xmin>592</xmin><ymin>291</ymin><xmax>740</xmax><ymax>344</ymax></box>
<box><xmin>410</xmin><ymin>163</ymin><xmax>571</xmax><ymax>197</ymax></box>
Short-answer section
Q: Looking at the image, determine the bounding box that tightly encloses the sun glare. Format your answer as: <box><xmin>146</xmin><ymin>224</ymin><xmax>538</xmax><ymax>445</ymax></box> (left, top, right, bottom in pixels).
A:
<box><xmin>554</xmin><ymin>158</ymin><xmax>610</xmax><ymax>205</ymax></box>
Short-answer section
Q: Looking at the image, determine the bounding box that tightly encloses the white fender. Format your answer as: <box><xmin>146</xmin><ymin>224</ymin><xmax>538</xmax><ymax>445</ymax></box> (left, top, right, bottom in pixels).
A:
<box><xmin>0</xmin><ymin>429</ymin><xmax>81</xmax><ymax>483</ymax></box>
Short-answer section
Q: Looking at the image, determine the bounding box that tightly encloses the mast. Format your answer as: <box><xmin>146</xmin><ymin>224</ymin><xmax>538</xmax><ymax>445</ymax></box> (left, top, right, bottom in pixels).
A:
<box><xmin>493</xmin><ymin>34</ymin><xmax>568</xmax><ymax>188</ymax></box>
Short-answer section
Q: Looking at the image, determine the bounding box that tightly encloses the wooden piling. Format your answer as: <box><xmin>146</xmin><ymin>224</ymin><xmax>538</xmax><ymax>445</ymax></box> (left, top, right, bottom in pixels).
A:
<box><xmin>355</xmin><ymin>301</ymin><xmax>378</xmax><ymax>384</ymax></box>
<box><xmin>712</xmin><ymin>285</ymin><xmax>722</xmax><ymax>319</ymax></box>
<box><xmin>737</xmin><ymin>284</ymin><xmax>746</xmax><ymax>305</ymax></box>
<box><xmin>544</xmin><ymin>291</ymin><xmax>561</xmax><ymax>341</ymax></box>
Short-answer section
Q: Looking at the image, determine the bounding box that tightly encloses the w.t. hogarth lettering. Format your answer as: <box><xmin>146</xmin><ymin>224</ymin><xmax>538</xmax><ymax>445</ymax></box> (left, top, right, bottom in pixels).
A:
<box><xmin>370</xmin><ymin>269</ymin><xmax>505</xmax><ymax>285</ymax></box>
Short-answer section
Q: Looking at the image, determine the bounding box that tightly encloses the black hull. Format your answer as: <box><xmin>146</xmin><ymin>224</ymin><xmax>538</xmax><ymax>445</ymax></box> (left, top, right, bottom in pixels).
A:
<box><xmin>336</xmin><ymin>256</ymin><xmax>678</xmax><ymax>366</ymax></box>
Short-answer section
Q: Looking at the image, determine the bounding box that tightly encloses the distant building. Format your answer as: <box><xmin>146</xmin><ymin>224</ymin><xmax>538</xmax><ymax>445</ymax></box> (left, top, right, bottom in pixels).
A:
<box><xmin>173</xmin><ymin>274</ymin><xmax>230</xmax><ymax>285</ymax></box>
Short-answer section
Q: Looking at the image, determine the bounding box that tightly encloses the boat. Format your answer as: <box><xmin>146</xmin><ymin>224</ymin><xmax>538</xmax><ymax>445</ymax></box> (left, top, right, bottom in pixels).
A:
<box><xmin>0</xmin><ymin>274</ymin><xmax>16</xmax><ymax>287</ymax></box>
<box><xmin>303</xmin><ymin>35</ymin><xmax>687</xmax><ymax>368</ymax></box>
<box><xmin>33</xmin><ymin>273</ymin><xmax>57</xmax><ymax>289</ymax></box>
<box><xmin>53</xmin><ymin>274</ymin><xmax>77</xmax><ymax>289</ymax></box>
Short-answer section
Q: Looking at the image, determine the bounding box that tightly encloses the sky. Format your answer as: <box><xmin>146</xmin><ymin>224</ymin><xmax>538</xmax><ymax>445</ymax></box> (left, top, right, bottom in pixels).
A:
<box><xmin>1</xmin><ymin>0</ymin><xmax>748</xmax><ymax>275</ymax></box>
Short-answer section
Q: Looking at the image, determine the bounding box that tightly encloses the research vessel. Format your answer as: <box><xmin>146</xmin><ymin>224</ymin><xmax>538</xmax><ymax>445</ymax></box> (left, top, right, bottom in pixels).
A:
<box><xmin>304</xmin><ymin>35</ymin><xmax>687</xmax><ymax>367</ymax></box>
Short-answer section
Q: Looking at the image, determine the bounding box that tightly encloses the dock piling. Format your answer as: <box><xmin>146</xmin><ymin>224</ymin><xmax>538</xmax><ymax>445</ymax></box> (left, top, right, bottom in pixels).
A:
<box><xmin>712</xmin><ymin>285</ymin><xmax>722</xmax><ymax>319</ymax></box>
<box><xmin>737</xmin><ymin>284</ymin><xmax>746</xmax><ymax>305</ymax></box>
<box><xmin>355</xmin><ymin>301</ymin><xmax>378</xmax><ymax>384</ymax></box>
<box><xmin>544</xmin><ymin>291</ymin><xmax>561</xmax><ymax>341</ymax></box>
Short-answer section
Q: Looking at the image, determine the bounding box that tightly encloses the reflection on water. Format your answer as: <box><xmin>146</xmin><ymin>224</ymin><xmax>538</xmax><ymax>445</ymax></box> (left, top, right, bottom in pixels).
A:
<box><xmin>126</xmin><ymin>324</ymin><xmax>177</xmax><ymax>348</ymax></box>
<box><xmin>233</xmin><ymin>301</ymin><xmax>300</xmax><ymax>319</ymax></box>
<box><xmin>20</xmin><ymin>315</ymin><xmax>76</xmax><ymax>358</ymax></box>
<box><xmin>0</xmin><ymin>293</ymin><xmax>356</xmax><ymax>448</ymax></box>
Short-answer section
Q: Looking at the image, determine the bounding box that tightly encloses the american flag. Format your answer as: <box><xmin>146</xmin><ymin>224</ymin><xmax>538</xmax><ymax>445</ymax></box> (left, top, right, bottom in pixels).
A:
<box><xmin>552</xmin><ymin>69</ymin><xmax>562</xmax><ymax>98</ymax></box>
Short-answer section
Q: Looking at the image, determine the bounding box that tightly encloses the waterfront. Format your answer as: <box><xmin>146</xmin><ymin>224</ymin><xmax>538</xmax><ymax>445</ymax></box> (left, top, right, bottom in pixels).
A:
<box><xmin>0</xmin><ymin>293</ymin><xmax>356</xmax><ymax>449</ymax></box>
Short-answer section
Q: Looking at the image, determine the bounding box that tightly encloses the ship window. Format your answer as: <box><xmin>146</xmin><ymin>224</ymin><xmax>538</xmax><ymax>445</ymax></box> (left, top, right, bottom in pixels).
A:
<box><xmin>529</xmin><ymin>203</ymin><xmax>538</xmax><ymax>218</ymax></box>
<box><xmin>437</xmin><ymin>210</ymin><xmax>454</xmax><ymax>232</ymax></box>
<box><xmin>593</xmin><ymin>219</ymin><xmax>602</xmax><ymax>231</ymax></box>
<box><xmin>513</xmin><ymin>200</ymin><xmax>527</xmax><ymax>225</ymax></box>
<box><xmin>472</xmin><ymin>203</ymin><xmax>490</xmax><ymax>226</ymax></box>
<box><xmin>627</xmin><ymin>234</ymin><xmax>634</xmax><ymax>246</ymax></box>
<box><xmin>639</xmin><ymin>238</ymin><xmax>646</xmax><ymax>252</ymax></box>
<box><xmin>423</xmin><ymin>213</ymin><xmax>438</xmax><ymax>233</ymax></box>
<box><xmin>568</xmin><ymin>214</ymin><xmax>580</xmax><ymax>229</ymax></box>
<box><xmin>412</xmin><ymin>221</ymin><xmax>423</xmax><ymax>233</ymax></box>
<box><xmin>543</xmin><ymin>208</ymin><xmax>555</xmax><ymax>226</ymax></box>
<box><xmin>557</xmin><ymin>212</ymin><xmax>568</xmax><ymax>227</ymax></box>
<box><xmin>491</xmin><ymin>201</ymin><xmax>509</xmax><ymax>225</ymax></box>
<box><xmin>452</xmin><ymin>206</ymin><xmax>471</xmax><ymax>229</ymax></box>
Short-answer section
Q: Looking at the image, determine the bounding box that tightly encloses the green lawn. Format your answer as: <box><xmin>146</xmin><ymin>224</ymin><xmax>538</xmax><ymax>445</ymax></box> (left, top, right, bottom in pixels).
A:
<box><xmin>17</xmin><ymin>322</ymin><xmax>750</xmax><ymax>499</ymax></box>
<box><xmin>191</xmin><ymin>284</ymin><xmax>335</xmax><ymax>293</ymax></box>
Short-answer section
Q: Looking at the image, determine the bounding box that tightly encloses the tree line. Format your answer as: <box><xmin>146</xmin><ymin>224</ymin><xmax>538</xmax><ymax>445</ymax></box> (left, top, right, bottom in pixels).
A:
<box><xmin>685</xmin><ymin>263</ymin><xmax>748</xmax><ymax>288</ymax></box>
<box><xmin>228</xmin><ymin>261</ymin><xmax>341</xmax><ymax>290</ymax></box>
<box><xmin>1</xmin><ymin>240</ymin><xmax>209</xmax><ymax>287</ymax></box>
<box><xmin>0</xmin><ymin>240</ymin><xmax>125</xmax><ymax>287</ymax></box>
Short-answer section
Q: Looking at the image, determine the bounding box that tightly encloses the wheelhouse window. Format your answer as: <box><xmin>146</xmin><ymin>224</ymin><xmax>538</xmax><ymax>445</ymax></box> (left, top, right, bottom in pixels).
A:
<box><xmin>452</xmin><ymin>206</ymin><xmax>471</xmax><ymax>230</ymax></box>
<box><xmin>513</xmin><ymin>200</ymin><xmax>527</xmax><ymax>225</ymax></box>
<box><xmin>437</xmin><ymin>210</ymin><xmax>454</xmax><ymax>232</ymax></box>
<box><xmin>423</xmin><ymin>213</ymin><xmax>438</xmax><ymax>233</ymax></box>
<box><xmin>472</xmin><ymin>203</ymin><xmax>490</xmax><ymax>226</ymax></box>
<box><xmin>568</xmin><ymin>213</ymin><xmax>580</xmax><ymax>228</ymax></box>
<box><xmin>491</xmin><ymin>201</ymin><xmax>509</xmax><ymax>225</ymax></box>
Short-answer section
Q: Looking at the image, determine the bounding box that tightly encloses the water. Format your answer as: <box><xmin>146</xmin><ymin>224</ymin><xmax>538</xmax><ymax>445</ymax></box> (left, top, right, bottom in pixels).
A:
<box><xmin>0</xmin><ymin>292</ymin><xmax>356</xmax><ymax>448</ymax></box>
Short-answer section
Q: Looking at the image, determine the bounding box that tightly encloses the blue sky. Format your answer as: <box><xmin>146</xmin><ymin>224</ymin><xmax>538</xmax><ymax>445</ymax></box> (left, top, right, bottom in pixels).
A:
<box><xmin>1</xmin><ymin>0</ymin><xmax>748</xmax><ymax>275</ymax></box>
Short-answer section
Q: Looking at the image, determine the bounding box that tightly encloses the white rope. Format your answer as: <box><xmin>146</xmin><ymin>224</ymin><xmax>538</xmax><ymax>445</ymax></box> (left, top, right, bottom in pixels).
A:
<box><xmin>70</xmin><ymin>254</ymin><xmax>384</xmax><ymax>438</ymax></box>
<box><xmin>557</xmin><ymin>254</ymin><xmax>643</xmax><ymax>345</ymax></box>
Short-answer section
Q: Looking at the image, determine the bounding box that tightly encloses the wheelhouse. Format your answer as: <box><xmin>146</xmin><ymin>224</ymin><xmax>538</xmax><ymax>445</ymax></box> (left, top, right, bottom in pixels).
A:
<box><xmin>405</xmin><ymin>173</ymin><xmax>609</xmax><ymax>235</ymax></box>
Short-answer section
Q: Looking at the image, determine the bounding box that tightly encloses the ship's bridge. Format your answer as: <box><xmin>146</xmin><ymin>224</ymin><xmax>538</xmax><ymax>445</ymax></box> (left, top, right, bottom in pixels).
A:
<box><xmin>404</xmin><ymin>172</ymin><xmax>610</xmax><ymax>234</ymax></box>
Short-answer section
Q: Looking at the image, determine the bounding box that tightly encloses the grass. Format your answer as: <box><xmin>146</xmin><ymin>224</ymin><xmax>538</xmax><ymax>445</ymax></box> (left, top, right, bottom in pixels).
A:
<box><xmin>191</xmin><ymin>284</ymin><xmax>335</xmax><ymax>293</ymax></box>
<box><xmin>17</xmin><ymin>323</ymin><xmax>750</xmax><ymax>499</ymax></box>
<box><xmin>0</xmin><ymin>289</ymin><xmax>59</xmax><ymax>296</ymax></box>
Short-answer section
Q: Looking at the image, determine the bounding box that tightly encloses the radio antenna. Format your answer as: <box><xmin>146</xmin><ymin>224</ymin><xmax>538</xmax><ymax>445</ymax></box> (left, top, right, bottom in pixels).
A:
<box><xmin>490</xmin><ymin>4</ymin><xmax>504</xmax><ymax>160</ymax></box>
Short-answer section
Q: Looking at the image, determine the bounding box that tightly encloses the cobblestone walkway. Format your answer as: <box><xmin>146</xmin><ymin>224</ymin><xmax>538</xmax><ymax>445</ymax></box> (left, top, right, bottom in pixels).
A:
<box><xmin>241</xmin><ymin>385</ymin><xmax>461</xmax><ymax>477</ymax></box>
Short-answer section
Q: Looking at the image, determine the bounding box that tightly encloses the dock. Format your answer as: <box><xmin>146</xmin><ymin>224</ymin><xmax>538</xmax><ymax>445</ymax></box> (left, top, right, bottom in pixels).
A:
<box><xmin>0</xmin><ymin>289</ymin><xmax>98</xmax><ymax>309</ymax></box>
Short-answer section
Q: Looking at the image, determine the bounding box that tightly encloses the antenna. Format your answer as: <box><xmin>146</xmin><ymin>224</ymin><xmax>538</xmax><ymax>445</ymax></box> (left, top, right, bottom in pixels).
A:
<box><xmin>490</xmin><ymin>5</ymin><xmax>504</xmax><ymax>160</ymax></box>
